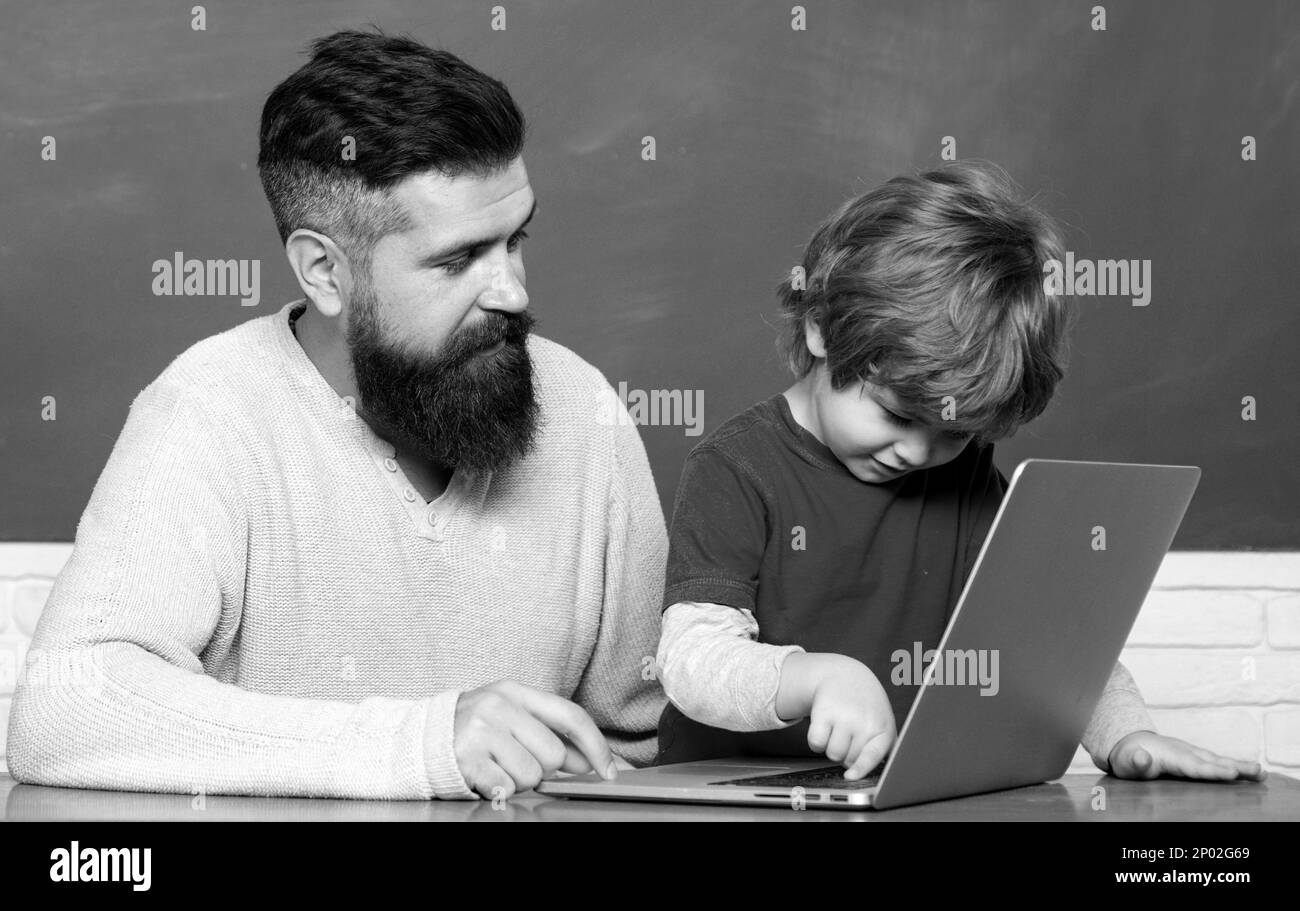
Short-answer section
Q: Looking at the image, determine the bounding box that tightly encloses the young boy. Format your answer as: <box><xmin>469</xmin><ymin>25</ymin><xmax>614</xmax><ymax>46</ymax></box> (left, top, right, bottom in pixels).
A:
<box><xmin>655</xmin><ymin>161</ymin><xmax>1265</xmax><ymax>785</ymax></box>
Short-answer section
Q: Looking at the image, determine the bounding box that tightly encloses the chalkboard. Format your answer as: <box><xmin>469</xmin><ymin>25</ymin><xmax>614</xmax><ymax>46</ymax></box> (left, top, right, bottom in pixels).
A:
<box><xmin>2</xmin><ymin>0</ymin><xmax>1297</xmax><ymax>548</ymax></box>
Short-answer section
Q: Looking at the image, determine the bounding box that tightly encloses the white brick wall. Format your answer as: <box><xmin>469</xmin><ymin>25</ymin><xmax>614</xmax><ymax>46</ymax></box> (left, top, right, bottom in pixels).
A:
<box><xmin>0</xmin><ymin>544</ymin><xmax>66</xmax><ymax>778</ymax></box>
<box><xmin>2</xmin><ymin>545</ymin><xmax>1298</xmax><ymax>780</ymax></box>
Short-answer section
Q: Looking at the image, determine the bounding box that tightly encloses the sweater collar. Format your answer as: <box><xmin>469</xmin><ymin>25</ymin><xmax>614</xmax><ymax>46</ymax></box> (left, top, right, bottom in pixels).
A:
<box><xmin>272</xmin><ymin>299</ymin><xmax>397</xmax><ymax>461</ymax></box>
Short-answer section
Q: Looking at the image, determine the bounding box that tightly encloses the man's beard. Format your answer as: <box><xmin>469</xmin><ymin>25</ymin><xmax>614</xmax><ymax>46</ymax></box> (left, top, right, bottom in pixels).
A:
<box><xmin>345</xmin><ymin>279</ymin><xmax>540</xmax><ymax>474</ymax></box>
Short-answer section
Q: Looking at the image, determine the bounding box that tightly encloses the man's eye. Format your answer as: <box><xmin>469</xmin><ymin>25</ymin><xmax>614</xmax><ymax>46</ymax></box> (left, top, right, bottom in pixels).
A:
<box><xmin>442</xmin><ymin>230</ymin><xmax>528</xmax><ymax>276</ymax></box>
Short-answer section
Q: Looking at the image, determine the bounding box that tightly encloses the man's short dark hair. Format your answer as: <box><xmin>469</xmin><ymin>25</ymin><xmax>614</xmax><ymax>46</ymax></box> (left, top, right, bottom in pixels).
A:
<box><xmin>257</xmin><ymin>27</ymin><xmax>526</xmax><ymax>278</ymax></box>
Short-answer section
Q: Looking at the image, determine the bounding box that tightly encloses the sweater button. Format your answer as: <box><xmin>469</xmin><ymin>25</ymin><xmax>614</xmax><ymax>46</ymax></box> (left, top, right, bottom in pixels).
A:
<box><xmin>403</xmin><ymin>488</ymin><xmax>416</xmax><ymax>502</ymax></box>
<box><xmin>383</xmin><ymin>458</ymin><xmax>398</xmax><ymax>472</ymax></box>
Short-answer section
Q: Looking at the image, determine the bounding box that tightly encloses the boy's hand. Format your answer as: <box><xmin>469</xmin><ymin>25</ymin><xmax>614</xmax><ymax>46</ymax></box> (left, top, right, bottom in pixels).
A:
<box><xmin>1107</xmin><ymin>731</ymin><xmax>1267</xmax><ymax>782</ymax></box>
<box><xmin>802</xmin><ymin>654</ymin><xmax>897</xmax><ymax>779</ymax></box>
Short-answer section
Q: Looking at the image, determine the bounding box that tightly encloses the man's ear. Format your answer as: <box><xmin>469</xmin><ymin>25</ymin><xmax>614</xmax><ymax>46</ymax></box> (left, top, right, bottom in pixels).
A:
<box><xmin>285</xmin><ymin>228</ymin><xmax>349</xmax><ymax>319</ymax></box>
<box><xmin>803</xmin><ymin>311</ymin><xmax>828</xmax><ymax>359</ymax></box>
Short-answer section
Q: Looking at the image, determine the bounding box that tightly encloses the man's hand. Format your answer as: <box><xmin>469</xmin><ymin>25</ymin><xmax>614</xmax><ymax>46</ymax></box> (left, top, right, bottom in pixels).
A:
<box><xmin>781</xmin><ymin>653</ymin><xmax>896</xmax><ymax>780</ymax></box>
<box><xmin>451</xmin><ymin>681</ymin><xmax>618</xmax><ymax>799</ymax></box>
<box><xmin>1107</xmin><ymin>731</ymin><xmax>1267</xmax><ymax>782</ymax></box>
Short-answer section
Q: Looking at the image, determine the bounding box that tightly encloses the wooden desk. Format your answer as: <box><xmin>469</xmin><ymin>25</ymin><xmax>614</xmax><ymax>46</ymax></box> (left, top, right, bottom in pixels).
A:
<box><xmin>3</xmin><ymin>770</ymin><xmax>1295</xmax><ymax>821</ymax></box>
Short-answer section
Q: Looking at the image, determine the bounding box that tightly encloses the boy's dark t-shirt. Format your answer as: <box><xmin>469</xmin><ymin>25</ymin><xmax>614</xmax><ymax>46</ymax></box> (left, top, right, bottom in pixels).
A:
<box><xmin>656</xmin><ymin>392</ymin><xmax>1008</xmax><ymax>764</ymax></box>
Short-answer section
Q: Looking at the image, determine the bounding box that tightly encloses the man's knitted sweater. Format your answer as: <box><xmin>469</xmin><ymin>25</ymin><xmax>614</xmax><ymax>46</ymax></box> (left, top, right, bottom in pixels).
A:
<box><xmin>6</xmin><ymin>300</ymin><xmax>668</xmax><ymax>800</ymax></box>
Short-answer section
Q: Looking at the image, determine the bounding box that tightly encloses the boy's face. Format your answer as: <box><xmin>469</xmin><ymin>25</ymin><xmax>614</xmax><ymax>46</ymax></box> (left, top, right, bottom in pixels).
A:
<box><xmin>809</xmin><ymin>375</ymin><xmax>974</xmax><ymax>483</ymax></box>
<box><xmin>797</xmin><ymin>319</ymin><xmax>974</xmax><ymax>484</ymax></box>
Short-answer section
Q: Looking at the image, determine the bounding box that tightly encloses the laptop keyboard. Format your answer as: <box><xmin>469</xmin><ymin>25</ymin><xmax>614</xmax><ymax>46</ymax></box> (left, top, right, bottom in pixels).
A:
<box><xmin>710</xmin><ymin>761</ymin><xmax>886</xmax><ymax>790</ymax></box>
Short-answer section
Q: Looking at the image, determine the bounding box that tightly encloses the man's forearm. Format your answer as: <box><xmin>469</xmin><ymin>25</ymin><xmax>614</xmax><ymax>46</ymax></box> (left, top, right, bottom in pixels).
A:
<box><xmin>9</xmin><ymin>640</ymin><xmax>470</xmax><ymax>800</ymax></box>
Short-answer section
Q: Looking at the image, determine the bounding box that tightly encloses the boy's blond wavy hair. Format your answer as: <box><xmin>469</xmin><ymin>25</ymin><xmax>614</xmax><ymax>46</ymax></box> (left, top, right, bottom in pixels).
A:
<box><xmin>776</xmin><ymin>160</ymin><xmax>1072</xmax><ymax>444</ymax></box>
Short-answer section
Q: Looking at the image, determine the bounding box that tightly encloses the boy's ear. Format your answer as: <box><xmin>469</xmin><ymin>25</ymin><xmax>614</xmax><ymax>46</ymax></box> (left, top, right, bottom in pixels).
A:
<box><xmin>803</xmin><ymin>312</ymin><xmax>829</xmax><ymax>359</ymax></box>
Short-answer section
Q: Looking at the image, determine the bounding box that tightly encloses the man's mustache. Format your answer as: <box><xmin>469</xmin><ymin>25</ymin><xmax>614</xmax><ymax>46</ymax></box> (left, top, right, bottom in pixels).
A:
<box><xmin>442</xmin><ymin>310</ymin><xmax>536</xmax><ymax>364</ymax></box>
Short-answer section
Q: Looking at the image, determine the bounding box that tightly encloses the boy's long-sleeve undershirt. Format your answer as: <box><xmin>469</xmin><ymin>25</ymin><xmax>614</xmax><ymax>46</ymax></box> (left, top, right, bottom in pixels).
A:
<box><xmin>6</xmin><ymin>300</ymin><xmax>668</xmax><ymax>799</ymax></box>
<box><xmin>657</xmin><ymin>600</ymin><xmax>1155</xmax><ymax>773</ymax></box>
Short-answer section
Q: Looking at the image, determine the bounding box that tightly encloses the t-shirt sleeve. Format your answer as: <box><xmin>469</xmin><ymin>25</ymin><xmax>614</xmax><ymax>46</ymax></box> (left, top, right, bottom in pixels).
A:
<box><xmin>662</xmin><ymin>445</ymin><xmax>769</xmax><ymax>614</ymax></box>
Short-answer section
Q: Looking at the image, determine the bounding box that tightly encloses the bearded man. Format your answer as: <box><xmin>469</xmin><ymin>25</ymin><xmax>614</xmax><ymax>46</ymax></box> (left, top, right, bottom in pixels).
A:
<box><xmin>8</xmin><ymin>28</ymin><xmax>667</xmax><ymax>802</ymax></box>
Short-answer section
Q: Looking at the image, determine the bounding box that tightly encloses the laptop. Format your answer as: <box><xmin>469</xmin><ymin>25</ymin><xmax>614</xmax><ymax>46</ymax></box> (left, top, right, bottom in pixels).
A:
<box><xmin>537</xmin><ymin>459</ymin><xmax>1200</xmax><ymax>810</ymax></box>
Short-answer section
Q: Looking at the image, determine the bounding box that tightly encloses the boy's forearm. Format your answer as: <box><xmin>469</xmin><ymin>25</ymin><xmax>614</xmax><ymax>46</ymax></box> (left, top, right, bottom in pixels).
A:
<box><xmin>1082</xmin><ymin>661</ymin><xmax>1156</xmax><ymax>772</ymax></box>
<box><xmin>658</xmin><ymin>602</ymin><xmax>803</xmax><ymax>731</ymax></box>
<box><xmin>776</xmin><ymin>652</ymin><xmax>836</xmax><ymax>721</ymax></box>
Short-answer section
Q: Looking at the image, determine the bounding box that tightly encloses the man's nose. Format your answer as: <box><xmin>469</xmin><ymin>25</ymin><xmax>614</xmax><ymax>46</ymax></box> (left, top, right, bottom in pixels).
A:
<box><xmin>480</xmin><ymin>261</ymin><xmax>528</xmax><ymax>313</ymax></box>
